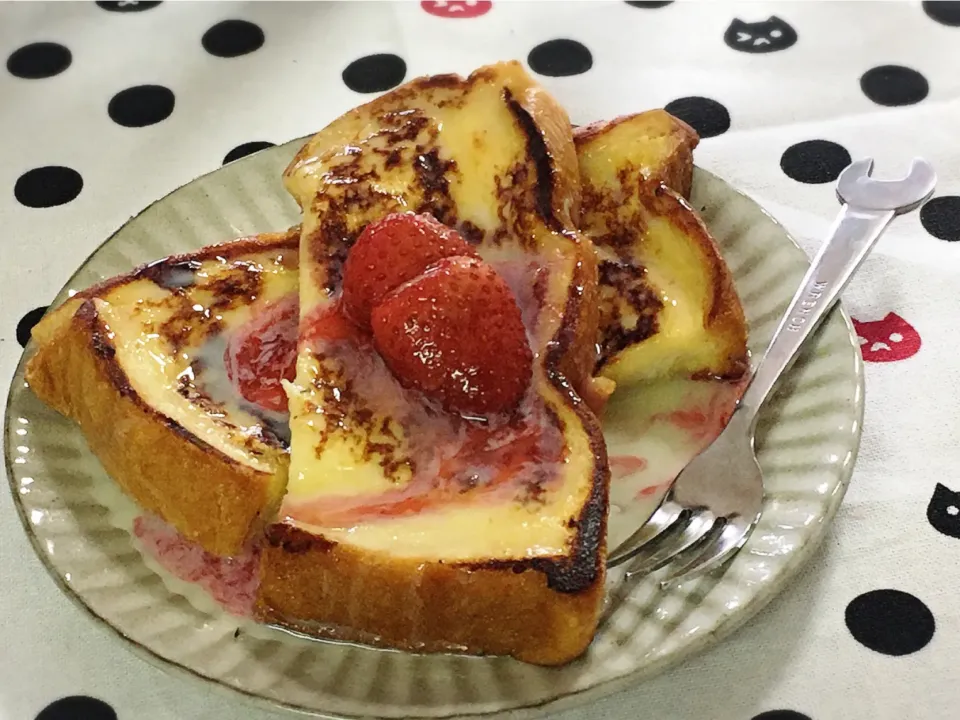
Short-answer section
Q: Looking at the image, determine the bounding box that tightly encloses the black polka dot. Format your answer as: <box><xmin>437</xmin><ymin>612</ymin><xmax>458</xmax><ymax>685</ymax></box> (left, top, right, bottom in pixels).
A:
<box><xmin>223</xmin><ymin>141</ymin><xmax>276</xmax><ymax>165</ymax></box>
<box><xmin>860</xmin><ymin>65</ymin><xmax>929</xmax><ymax>107</ymax></box>
<box><xmin>17</xmin><ymin>307</ymin><xmax>48</xmax><ymax>348</ymax></box>
<box><xmin>202</xmin><ymin>19</ymin><xmax>265</xmax><ymax>58</ymax></box>
<box><xmin>923</xmin><ymin>1</ymin><xmax>960</xmax><ymax>26</ymax></box>
<box><xmin>663</xmin><ymin>96</ymin><xmax>730</xmax><ymax>138</ymax></box>
<box><xmin>6</xmin><ymin>42</ymin><xmax>71</xmax><ymax>79</ymax></box>
<box><xmin>15</xmin><ymin>167</ymin><xmax>83</xmax><ymax>208</ymax></box>
<box><xmin>920</xmin><ymin>196</ymin><xmax>960</xmax><ymax>242</ymax></box>
<box><xmin>625</xmin><ymin>1</ymin><xmax>674</xmax><ymax>7</ymax></box>
<box><xmin>751</xmin><ymin>712</ymin><xmax>811</xmax><ymax>720</ymax></box>
<box><xmin>342</xmin><ymin>54</ymin><xmax>407</xmax><ymax>93</ymax></box>
<box><xmin>96</xmin><ymin>1</ymin><xmax>162</xmax><ymax>11</ymax></box>
<box><xmin>108</xmin><ymin>85</ymin><xmax>175</xmax><ymax>128</ymax></box>
<box><xmin>36</xmin><ymin>696</ymin><xmax>117</xmax><ymax>720</ymax></box>
<box><xmin>528</xmin><ymin>39</ymin><xmax>593</xmax><ymax>77</ymax></box>
<box><xmin>780</xmin><ymin>140</ymin><xmax>851</xmax><ymax>184</ymax></box>
<box><xmin>846</xmin><ymin>589</ymin><xmax>935</xmax><ymax>656</ymax></box>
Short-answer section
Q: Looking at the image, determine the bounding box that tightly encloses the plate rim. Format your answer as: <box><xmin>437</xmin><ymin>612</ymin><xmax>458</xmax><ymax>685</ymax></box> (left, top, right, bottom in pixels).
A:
<box><xmin>4</xmin><ymin>142</ymin><xmax>865</xmax><ymax>719</ymax></box>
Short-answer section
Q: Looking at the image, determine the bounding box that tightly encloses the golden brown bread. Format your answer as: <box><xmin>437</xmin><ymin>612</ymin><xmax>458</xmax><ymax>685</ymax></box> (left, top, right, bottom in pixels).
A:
<box><xmin>574</xmin><ymin>112</ymin><xmax>748</xmax><ymax>387</ymax></box>
<box><xmin>258</xmin><ymin>61</ymin><xmax>608</xmax><ymax>666</ymax></box>
<box><xmin>25</xmin><ymin>231</ymin><xmax>298</xmax><ymax>556</ymax></box>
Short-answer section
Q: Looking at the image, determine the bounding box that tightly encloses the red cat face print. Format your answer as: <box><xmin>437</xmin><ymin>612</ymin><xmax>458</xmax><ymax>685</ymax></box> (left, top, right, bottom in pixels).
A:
<box><xmin>853</xmin><ymin>313</ymin><xmax>921</xmax><ymax>362</ymax></box>
<box><xmin>421</xmin><ymin>0</ymin><xmax>492</xmax><ymax>18</ymax></box>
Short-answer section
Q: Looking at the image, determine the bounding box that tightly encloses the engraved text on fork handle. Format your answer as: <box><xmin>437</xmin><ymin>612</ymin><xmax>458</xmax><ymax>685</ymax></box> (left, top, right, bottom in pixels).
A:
<box><xmin>736</xmin><ymin>206</ymin><xmax>895</xmax><ymax>423</ymax></box>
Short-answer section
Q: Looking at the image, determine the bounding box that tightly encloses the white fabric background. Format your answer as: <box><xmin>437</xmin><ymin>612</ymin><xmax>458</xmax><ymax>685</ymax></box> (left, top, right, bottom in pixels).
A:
<box><xmin>2</xmin><ymin>2</ymin><xmax>959</xmax><ymax>719</ymax></box>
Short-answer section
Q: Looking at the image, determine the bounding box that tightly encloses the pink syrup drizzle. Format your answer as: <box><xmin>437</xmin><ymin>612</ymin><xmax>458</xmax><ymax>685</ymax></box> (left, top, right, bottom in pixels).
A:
<box><xmin>132</xmin><ymin>514</ymin><xmax>260</xmax><ymax>618</ymax></box>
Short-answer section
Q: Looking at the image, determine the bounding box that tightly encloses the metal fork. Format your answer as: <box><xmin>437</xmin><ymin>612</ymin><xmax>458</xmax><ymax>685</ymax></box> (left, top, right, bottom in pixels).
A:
<box><xmin>607</xmin><ymin>157</ymin><xmax>937</xmax><ymax>585</ymax></box>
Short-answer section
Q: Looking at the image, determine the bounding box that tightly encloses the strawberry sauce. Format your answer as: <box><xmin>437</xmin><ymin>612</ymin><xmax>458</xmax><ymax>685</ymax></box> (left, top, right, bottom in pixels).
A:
<box><xmin>132</xmin><ymin>514</ymin><xmax>260</xmax><ymax>617</ymax></box>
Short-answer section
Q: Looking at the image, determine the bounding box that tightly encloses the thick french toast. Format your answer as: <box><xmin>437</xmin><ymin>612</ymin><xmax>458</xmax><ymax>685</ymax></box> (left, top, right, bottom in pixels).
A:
<box><xmin>256</xmin><ymin>62</ymin><xmax>609</xmax><ymax>665</ymax></box>
<box><xmin>574</xmin><ymin>112</ymin><xmax>748</xmax><ymax>387</ymax></box>
<box><xmin>24</xmin><ymin>230</ymin><xmax>299</xmax><ymax>556</ymax></box>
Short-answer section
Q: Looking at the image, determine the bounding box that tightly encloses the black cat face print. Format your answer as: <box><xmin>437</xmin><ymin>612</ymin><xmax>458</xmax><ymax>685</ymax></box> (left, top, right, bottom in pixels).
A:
<box><xmin>725</xmin><ymin>17</ymin><xmax>798</xmax><ymax>53</ymax></box>
<box><xmin>927</xmin><ymin>483</ymin><xmax>960</xmax><ymax>539</ymax></box>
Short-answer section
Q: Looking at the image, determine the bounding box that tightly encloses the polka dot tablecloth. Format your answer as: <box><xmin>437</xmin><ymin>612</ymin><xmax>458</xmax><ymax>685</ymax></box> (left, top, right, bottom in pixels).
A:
<box><xmin>3</xmin><ymin>1</ymin><xmax>960</xmax><ymax>719</ymax></box>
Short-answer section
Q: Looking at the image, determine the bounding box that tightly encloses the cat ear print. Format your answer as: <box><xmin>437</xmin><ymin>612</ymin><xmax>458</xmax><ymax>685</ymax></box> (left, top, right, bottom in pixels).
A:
<box><xmin>927</xmin><ymin>483</ymin><xmax>960</xmax><ymax>539</ymax></box>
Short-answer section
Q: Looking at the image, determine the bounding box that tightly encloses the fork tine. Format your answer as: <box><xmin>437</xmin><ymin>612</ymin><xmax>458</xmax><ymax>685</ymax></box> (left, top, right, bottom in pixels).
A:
<box><xmin>607</xmin><ymin>500</ymin><xmax>685</xmax><ymax>568</ymax></box>
<box><xmin>659</xmin><ymin>514</ymin><xmax>758</xmax><ymax>586</ymax></box>
<box><xmin>624</xmin><ymin>510</ymin><xmax>717</xmax><ymax>580</ymax></box>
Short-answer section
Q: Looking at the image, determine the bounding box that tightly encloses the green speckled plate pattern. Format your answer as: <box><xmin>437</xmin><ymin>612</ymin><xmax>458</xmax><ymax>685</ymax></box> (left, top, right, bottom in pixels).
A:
<box><xmin>4</xmin><ymin>140</ymin><xmax>864</xmax><ymax>719</ymax></box>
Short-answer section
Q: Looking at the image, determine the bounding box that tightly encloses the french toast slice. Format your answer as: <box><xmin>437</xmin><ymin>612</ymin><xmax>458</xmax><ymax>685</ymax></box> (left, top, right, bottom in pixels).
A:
<box><xmin>256</xmin><ymin>62</ymin><xmax>609</xmax><ymax>665</ymax></box>
<box><xmin>24</xmin><ymin>230</ymin><xmax>299</xmax><ymax>556</ymax></box>
<box><xmin>574</xmin><ymin>112</ymin><xmax>748</xmax><ymax>387</ymax></box>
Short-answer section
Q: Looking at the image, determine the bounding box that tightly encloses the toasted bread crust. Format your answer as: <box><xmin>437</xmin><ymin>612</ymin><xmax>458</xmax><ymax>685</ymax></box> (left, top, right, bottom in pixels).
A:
<box><xmin>256</xmin><ymin>524</ymin><xmax>604</xmax><ymax>666</ymax></box>
<box><xmin>25</xmin><ymin>230</ymin><xmax>299</xmax><ymax>556</ymax></box>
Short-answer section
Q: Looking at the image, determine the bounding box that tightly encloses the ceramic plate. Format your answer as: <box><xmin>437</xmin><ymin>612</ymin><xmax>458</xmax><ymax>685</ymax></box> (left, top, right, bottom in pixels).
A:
<box><xmin>4</xmin><ymin>138</ymin><xmax>863</xmax><ymax>719</ymax></box>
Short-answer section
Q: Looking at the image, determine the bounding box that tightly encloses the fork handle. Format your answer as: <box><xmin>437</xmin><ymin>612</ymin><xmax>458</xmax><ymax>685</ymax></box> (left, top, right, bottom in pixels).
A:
<box><xmin>737</xmin><ymin>205</ymin><xmax>894</xmax><ymax>421</ymax></box>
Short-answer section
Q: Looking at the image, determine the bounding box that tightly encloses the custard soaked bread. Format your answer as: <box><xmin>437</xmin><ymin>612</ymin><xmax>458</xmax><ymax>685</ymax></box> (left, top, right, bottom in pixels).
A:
<box><xmin>574</xmin><ymin>112</ymin><xmax>748</xmax><ymax>387</ymax></box>
<box><xmin>25</xmin><ymin>230</ymin><xmax>299</xmax><ymax>556</ymax></box>
<box><xmin>256</xmin><ymin>61</ymin><xmax>609</xmax><ymax>665</ymax></box>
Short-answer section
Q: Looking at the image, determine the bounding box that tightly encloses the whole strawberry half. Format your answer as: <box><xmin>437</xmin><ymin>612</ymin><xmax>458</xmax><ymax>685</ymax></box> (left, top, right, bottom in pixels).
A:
<box><xmin>341</xmin><ymin>212</ymin><xmax>478</xmax><ymax>329</ymax></box>
<box><xmin>371</xmin><ymin>255</ymin><xmax>533</xmax><ymax>415</ymax></box>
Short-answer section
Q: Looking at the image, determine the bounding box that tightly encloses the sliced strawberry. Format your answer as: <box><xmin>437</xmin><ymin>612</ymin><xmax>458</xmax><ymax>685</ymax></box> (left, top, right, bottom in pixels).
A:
<box><xmin>224</xmin><ymin>293</ymin><xmax>298</xmax><ymax>413</ymax></box>
<box><xmin>341</xmin><ymin>212</ymin><xmax>478</xmax><ymax>328</ymax></box>
<box><xmin>371</xmin><ymin>255</ymin><xmax>533</xmax><ymax>415</ymax></box>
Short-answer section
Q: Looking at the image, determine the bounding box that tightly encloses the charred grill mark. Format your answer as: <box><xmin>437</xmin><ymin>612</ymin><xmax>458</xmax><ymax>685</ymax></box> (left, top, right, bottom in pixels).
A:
<box><xmin>257</xmin><ymin>414</ymin><xmax>292</xmax><ymax>449</ymax></box>
<box><xmin>265</xmin><ymin>524</ymin><xmax>336</xmax><ymax>554</ymax></box>
<box><xmin>413</xmin><ymin>147</ymin><xmax>458</xmax><ymax>226</ymax></box>
<box><xmin>515</xmin><ymin>470</ymin><xmax>548</xmax><ymax>506</ymax></box>
<box><xmin>139</xmin><ymin>258</ymin><xmax>202</xmax><ymax>290</ymax></box>
<box><xmin>458</xmin><ymin>220</ymin><xmax>483</xmax><ymax>244</ymax></box>
<box><xmin>80</xmin><ymin>301</ymin><xmax>135</xmax><ymax>401</ymax></box>
<box><xmin>311</xmin><ymin>218</ymin><xmax>353</xmax><ymax>295</ymax></box>
<box><xmin>503</xmin><ymin>88</ymin><xmax>557</xmax><ymax>230</ymax></box>
<box><xmin>532</xmin><ymin>257</ymin><xmax>609</xmax><ymax>594</ymax></box>
<box><xmin>383</xmin><ymin>148</ymin><xmax>402</xmax><ymax>169</ymax></box>
<box><xmin>381</xmin><ymin>110</ymin><xmax>430</xmax><ymax>144</ymax></box>
<box><xmin>159</xmin><ymin>264</ymin><xmax>263</xmax><ymax>353</ymax></box>
<box><xmin>307</xmin><ymin>353</ymin><xmax>412</xmax><ymax>484</ymax></box>
<box><xmin>692</xmin><ymin>361</ymin><xmax>750</xmax><ymax>383</ymax></box>
<box><xmin>580</xmin><ymin>164</ymin><xmax>649</xmax><ymax>261</ymax></box>
<box><xmin>414</xmin><ymin>148</ymin><xmax>453</xmax><ymax>191</ymax></box>
<box><xmin>415</xmin><ymin>73</ymin><xmax>464</xmax><ymax>90</ymax></box>
<box><xmin>595</xmin><ymin>259</ymin><xmax>662</xmax><ymax>369</ymax></box>
<box><xmin>308</xmin><ymin>109</ymin><xmax>445</xmax><ymax>294</ymax></box>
